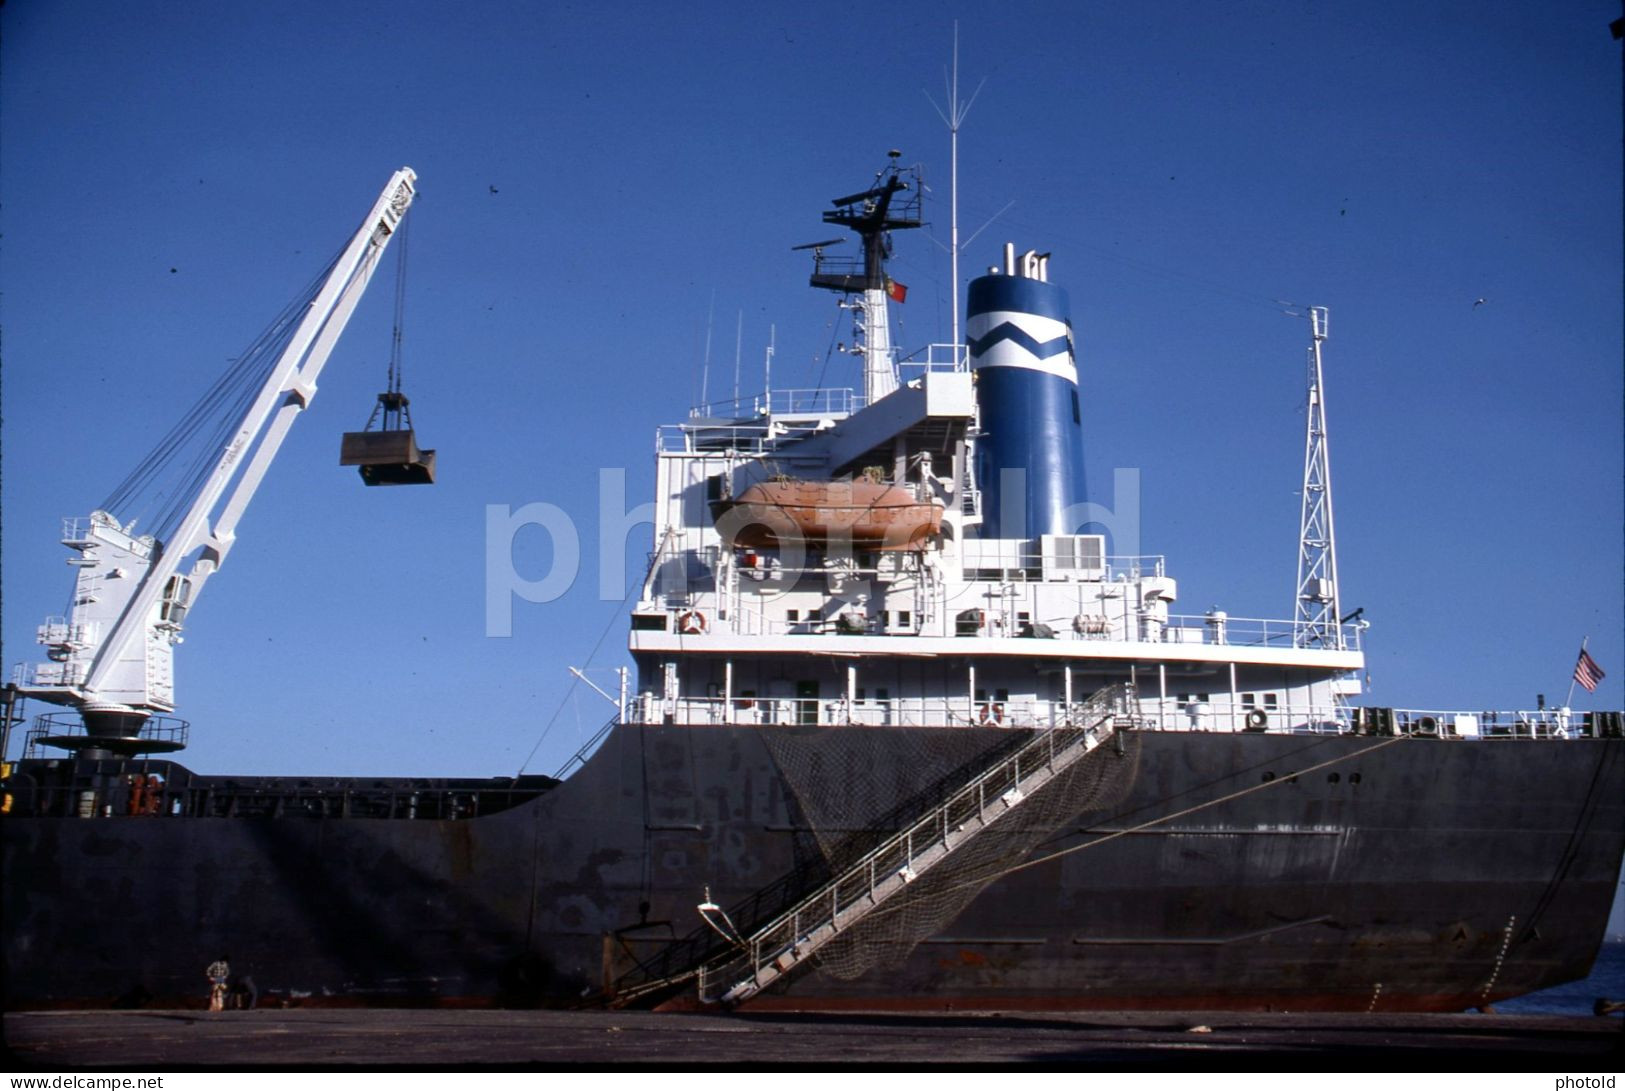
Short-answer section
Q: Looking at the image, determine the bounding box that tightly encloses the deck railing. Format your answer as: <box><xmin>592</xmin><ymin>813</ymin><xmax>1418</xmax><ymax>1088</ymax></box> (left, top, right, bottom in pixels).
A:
<box><xmin>657</xmin><ymin>597</ymin><xmax>1363</xmax><ymax>652</ymax></box>
<box><xmin>627</xmin><ymin>694</ymin><xmax>1615</xmax><ymax>739</ymax></box>
<box><xmin>896</xmin><ymin>342</ymin><xmax>969</xmax><ymax>378</ymax></box>
<box><xmin>22</xmin><ymin>712</ymin><xmax>190</xmax><ymax>758</ymax></box>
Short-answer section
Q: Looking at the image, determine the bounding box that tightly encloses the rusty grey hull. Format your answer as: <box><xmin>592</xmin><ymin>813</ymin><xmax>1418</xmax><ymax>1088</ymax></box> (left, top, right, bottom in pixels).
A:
<box><xmin>3</xmin><ymin>726</ymin><xmax>1622</xmax><ymax>1012</ymax></box>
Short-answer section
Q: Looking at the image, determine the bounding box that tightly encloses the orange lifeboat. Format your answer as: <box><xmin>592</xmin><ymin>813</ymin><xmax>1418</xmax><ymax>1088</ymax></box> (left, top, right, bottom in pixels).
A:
<box><xmin>714</xmin><ymin>479</ymin><xmax>943</xmax><ymax>551</ymax></box>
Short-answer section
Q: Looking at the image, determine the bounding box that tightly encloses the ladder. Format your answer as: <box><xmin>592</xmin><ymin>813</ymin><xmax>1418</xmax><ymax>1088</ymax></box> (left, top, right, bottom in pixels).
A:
<box><xmin>611</xmin><ymin>683</ymin><xmax>1131</xmax><ymax>1008</ymax></box>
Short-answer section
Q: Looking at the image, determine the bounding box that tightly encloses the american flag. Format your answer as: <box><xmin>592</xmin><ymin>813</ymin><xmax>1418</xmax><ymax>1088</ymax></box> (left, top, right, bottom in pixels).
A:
<box><xmin>1573</xmin><ymin>647</ymin><xmax>1606</xmax><ymax>693</ymax></box>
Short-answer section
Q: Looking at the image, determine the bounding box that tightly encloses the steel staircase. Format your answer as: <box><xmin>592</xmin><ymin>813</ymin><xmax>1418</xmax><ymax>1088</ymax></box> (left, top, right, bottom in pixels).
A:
<box><xmin>609</xmin><ymin>683</ymin><xmax>1131</xmax><ymax>1008</ymax></box>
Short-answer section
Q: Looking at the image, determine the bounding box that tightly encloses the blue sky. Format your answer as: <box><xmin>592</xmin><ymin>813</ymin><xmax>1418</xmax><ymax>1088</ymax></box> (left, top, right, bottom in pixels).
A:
<box><xmin>3</xmin><ymin>0</ymin><xmax>1621</xmax><ymax>796</ymax></box>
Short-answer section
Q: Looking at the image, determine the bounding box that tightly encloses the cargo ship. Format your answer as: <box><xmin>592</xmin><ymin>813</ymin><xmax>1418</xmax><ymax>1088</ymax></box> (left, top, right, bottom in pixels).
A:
<box><xmin>3</xmin><ymin>159</ymin><xmax>1621</xmax><ymax>1013</ymax></box>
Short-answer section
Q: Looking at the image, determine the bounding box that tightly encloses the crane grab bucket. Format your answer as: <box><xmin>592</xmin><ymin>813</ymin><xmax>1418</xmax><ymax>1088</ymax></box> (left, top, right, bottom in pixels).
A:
<box><xmin>340</xmin><ymin>391</ymin><xmax>437</xmax><ymax>486</ymax></box>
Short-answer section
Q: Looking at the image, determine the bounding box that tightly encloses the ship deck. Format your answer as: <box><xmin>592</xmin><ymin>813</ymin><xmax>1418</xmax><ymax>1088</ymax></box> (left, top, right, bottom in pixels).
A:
<box><xmin>5</xmin><ymin>1007</ymin><xmax>1620</xmax><ymax>1068</ymax></box>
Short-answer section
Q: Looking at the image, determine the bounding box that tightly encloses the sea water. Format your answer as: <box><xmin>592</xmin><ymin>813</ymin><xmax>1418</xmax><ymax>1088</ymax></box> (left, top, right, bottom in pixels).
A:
<box><xmin>1496</xmin><ymin>941</ymin><xmax>1625</xmax><ymax>1015</ymax></box>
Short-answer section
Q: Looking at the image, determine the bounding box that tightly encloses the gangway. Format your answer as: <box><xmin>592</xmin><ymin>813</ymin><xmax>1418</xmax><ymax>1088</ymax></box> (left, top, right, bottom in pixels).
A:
<box><xmin>609</xmin><ymin>683</ymin><xmax>1132</xmax><ymax>1009</ymax></box>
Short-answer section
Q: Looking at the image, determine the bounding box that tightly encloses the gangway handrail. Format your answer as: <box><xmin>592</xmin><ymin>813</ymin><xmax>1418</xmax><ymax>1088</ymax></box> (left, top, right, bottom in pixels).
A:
<box><xmin>695</xmin><ymin>682</ymin><xmax>1130</xmax><ymax>1005</ymax></box>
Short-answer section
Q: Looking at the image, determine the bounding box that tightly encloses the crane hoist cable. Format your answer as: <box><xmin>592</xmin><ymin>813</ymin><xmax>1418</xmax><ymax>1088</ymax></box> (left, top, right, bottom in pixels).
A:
<box><xmin>369</xmin><ymin>212</ymin><xmax>413</xmax><ymax>433</ymax></box>
<box><xmin>339</xmin><ymin>212</ymin><xmax>436</xmax><ymax>485</ymax></box>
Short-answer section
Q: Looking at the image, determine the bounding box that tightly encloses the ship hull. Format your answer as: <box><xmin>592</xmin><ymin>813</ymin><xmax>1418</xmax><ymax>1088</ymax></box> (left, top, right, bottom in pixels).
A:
<box><xmin>4</xmin><ymin>725</ymin><xmax>1622</xmax><ymax>1012</ymax></box>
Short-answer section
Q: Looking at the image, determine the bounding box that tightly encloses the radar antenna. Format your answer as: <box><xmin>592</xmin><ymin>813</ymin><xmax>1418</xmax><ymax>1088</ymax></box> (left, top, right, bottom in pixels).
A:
<box><xmin>805</xmin><ymin>154</ymin><xmax>924</xmax><ymax>404</ymax></box>
<box><xmin>1294</xmin><ymin>307</ymin><xmax>1343</xmax><ymax>649</ymax></box>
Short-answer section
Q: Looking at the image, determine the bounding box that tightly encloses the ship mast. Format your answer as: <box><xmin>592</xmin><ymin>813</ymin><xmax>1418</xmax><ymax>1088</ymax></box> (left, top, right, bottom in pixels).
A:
<box><xmin>1293</xmin><ymin>306</ymin><xmax>1343</xmax><ymax>649</ymax></box>
<box><xmin>806</xmin><ymin>153</ymin><xmax>923</xmax><ymax>404</ymax></box>
<box><xmin>927</xmin><ymin>22</ymin><xmax>984</xmax><ymax>360</ymax></box>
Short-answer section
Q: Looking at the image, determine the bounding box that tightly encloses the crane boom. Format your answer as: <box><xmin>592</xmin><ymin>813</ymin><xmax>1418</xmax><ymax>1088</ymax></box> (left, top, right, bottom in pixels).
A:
<box><xmin>17</xmin><ymin>168</ymin><xmax>418</xmax><ymax>740</ymax></box>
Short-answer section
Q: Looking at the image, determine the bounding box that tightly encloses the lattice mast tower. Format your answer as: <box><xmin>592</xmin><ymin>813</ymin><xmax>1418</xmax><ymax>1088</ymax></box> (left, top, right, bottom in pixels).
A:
<box><xmin>1294</xmin><ymin>306</ymin><xmax>1343</xmax><ymax>649</ymax></box>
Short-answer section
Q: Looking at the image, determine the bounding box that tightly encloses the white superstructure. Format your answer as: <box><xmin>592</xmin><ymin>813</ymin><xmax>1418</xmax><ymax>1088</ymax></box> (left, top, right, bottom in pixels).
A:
<box><xmin>630</xmin><ymin>375</ymin><xmax>1364</xmax><ymax>735</ymax></box>
<box><xmin>627</xmin><ymin>163</ymin><xmax>1366</xmax><ymax>737</ymax></box>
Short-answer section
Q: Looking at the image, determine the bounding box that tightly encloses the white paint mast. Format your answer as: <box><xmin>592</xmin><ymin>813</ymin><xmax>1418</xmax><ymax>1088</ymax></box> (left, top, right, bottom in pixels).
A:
<box><xmin>805</xmin><ymin>154</ymin><xmax>923</xmax><ymax>405</ymax></box>
<box><xmin>1294</xmin><ymin>306</ymin><xmax>1343</xmax><ymax>649</ymax></box>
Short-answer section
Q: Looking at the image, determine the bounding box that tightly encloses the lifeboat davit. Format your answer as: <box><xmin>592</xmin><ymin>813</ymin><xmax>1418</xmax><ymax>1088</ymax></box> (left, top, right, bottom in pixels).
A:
<box><xmin>715</xmin><ymin>479</ymin><xmax>943</xmax><ymax>551</ymax></box>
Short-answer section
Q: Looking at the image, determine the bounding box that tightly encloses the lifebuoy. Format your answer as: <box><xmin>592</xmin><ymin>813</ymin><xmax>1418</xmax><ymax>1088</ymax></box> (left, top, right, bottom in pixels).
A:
<box><xmin>677</xmin><ymin>610</ymin><xmax>708</xmax><ymax>635</ymax></box>
<box><xmin>977</xmin><ymin>702</ymin><xmax>1006</xmax><ymax>726</ymax></box>
<box><xmin>1245</xmin><ymin>708</ymin><xmax>1268</xmax><ymax>730</ymax></box>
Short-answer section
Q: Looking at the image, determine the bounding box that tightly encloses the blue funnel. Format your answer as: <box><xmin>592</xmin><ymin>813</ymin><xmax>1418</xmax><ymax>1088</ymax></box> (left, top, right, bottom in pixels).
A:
<box><xmin>968</xmin><ymin>253</ymin><xmax>1086</xmax><ymax>539</ymax></box>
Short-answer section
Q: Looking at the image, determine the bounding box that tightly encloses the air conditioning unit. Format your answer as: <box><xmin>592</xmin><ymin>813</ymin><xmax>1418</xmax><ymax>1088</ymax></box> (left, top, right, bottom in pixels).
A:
<box><xmin>1040</xmin><ymin>534</ymin><xmax>1105</xmax><ymax>580</ymax></box>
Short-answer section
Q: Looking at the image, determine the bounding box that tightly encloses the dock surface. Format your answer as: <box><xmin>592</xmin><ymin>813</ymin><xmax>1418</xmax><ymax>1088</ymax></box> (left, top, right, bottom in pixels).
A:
<box><xmin>5</xmin><ymin>1008</ymin><xmax>1622</xmax><ymax>1067</ymax></box>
